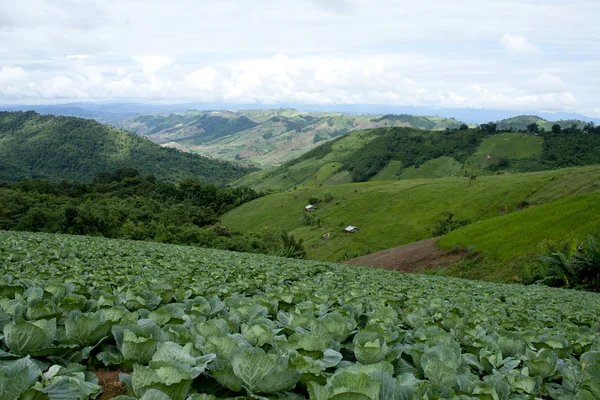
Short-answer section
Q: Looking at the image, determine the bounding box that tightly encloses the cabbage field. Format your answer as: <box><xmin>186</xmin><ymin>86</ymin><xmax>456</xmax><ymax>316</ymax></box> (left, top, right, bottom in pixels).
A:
<box><xmin>1</xmin><ymin>230</ymin><xmax>599</xmax><ymax>400</ymax></box>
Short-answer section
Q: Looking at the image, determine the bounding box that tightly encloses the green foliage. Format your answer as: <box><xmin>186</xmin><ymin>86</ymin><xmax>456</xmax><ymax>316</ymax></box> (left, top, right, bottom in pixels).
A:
<box><xmin>525</xmin><ymin>234</ymin><xmax>600</xmax><ymax>291</ymax></box>
<box><xmin>344</xmin><ymin>127</ymin><xmax>487</xmax><ymax>182</ymax></box>
<box><xmin>1</xmin><ymin>230</ymin><xmax>600</xmax><ymax>399</ymax></box>
<box><xmin>0</xmin><ymin>170</ymin><xmax>308</xmax><ymax>258</ymax></box>
<box><xmin>0</xmin><ymin>111</ymin><xmax>250</xmax><ymax>184</ymax></box>
<box><xmin>526</xmin><ymin>123</ymin><xmax>540</xmax><ymax>133</ymax></box>
<box><xmin>540</xmin><ymin>124</ymin><xmax>600</xmax><ymax>168</ymax></box>
<box><xmin>0</xmin><ymin>170</ymin><xmax>260</xmax><ymax>241</ymax></box>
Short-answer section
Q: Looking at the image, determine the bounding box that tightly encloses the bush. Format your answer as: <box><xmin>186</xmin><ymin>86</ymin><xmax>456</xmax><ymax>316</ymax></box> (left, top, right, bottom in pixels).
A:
<box><xmin>525</xmin><ymin>234</ymin><xmax>600</xmax><ymax>291</ymax></box>
<box><xmin>308</xmin><ymin>197</ymin><xmax>320</xmax><ymax>205</ymax></box>
<box><xmin>431</xmin><ymin>212</ymin><xmax>472</xmax><ymax>237</ymax></box>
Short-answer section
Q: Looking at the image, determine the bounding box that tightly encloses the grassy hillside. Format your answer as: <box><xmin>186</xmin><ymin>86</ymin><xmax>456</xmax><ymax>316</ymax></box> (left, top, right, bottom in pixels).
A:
<box><xmin>0</xmin><ymin>111</ymin><xmax>249</xmax><ymax>183</ymax></box>
<box><xmin>223</xmin><ymin>165</ymin><xmax>600</xmax><ymax>261</ymax></box>
<box><xmin>112</xmin><ymin>110</ymin><xmax>470</xmax><ymax>167</ymax></box>
<box><xmin>438</xmin><ymin>192</ymin><xmax>600</xmax><ymax>261</ymax></box>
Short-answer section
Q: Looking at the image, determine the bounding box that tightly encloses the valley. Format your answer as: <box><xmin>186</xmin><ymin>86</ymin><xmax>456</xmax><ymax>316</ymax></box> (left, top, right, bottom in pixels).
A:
<box><xmin>110</xmin><ymin>109</ymin><xmax>468</xmax><ymax>167</ymax></box>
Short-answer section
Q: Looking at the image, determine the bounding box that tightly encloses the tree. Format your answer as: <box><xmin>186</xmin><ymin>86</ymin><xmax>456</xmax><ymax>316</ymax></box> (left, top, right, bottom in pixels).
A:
<box><xmin>459</xmin><ymin>124</ymin><xmax>469</xmax><ymax>131</ymax></box>
<box><xmin>526</xmin><ymin>123</ymin><xmax>540</xmax><ymax>134</ymax></box>
<box><xmin>479</xmin><ymin>123</ymin><xmax>497</xmax><ymax>133</ymax></box>
<box><xmin>551</xmin><ymin>124</ymin><xmax>562</xmax><ymax>134</ymax></box>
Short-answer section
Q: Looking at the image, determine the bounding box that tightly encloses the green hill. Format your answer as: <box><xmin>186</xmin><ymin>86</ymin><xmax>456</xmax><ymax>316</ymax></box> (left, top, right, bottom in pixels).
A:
<box><xmin>0</xmin><ymin>111</ymin><xmax>249</xmax><ymax>183</ymax></box>
<box><xmin>494</xmin><ymin>115</ymin><xmax>588</xmax><ymax>131</ymax></box>
<box><xmin>112</xmin><ymin>110</ymin><xmax>469</xmax><ymax>167</ymax></box>
<box><xmin>232</xmin><ymin>123</ymin><xmax>600</xmax><ymax>192</ymax></box>
<box><xmin>222</xmin><ymin>165</ymin><xmax>600</xmax><ymax>262</ymax></box>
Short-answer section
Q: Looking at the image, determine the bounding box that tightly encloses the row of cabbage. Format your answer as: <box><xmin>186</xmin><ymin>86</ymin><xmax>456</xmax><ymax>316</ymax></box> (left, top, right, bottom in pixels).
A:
<box><xmin>1</xmin><ymin>230</ymin><xmax>599</xmax><ymax>399</ymax></box>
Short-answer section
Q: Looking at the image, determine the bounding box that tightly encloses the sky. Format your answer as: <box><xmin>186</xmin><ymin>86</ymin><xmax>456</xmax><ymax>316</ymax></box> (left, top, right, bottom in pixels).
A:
<box><xmin>0</xmin><ymin>0</ymin><xmax>599</xmax><ymax>116</ymax></box>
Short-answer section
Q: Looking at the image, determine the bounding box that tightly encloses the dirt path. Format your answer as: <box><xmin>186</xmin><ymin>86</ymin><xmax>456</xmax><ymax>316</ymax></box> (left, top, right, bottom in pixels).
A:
<box><xmin>345</xmin><ymin>238</ymin><xmax>466</xmax><ymax>272</ymax></box>
<box><xmin>94</xmin><ymin>370</ymin><xmax>128</xmax><ymax>399</ymax></box>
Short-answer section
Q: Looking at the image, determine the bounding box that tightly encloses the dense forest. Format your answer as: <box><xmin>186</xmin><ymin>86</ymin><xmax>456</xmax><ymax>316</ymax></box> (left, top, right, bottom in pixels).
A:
<box><xmin>0</xmin><ymin>169</ymin><xmax>306</xmax><ymax>258</ymax></box>
<box><xmin>334</xmin><ymin>123</ymin><xmax>600</xmax><ymax>182</ymax></box>
<box><xmin>344</xmin><ymin>126</ymin><xmax>486</xmax><ymax>181</ymax></box>
<box><xmin>0</xmin><ymin>111</ymin><xmax>252</xmax><ymax>183</ymax></box>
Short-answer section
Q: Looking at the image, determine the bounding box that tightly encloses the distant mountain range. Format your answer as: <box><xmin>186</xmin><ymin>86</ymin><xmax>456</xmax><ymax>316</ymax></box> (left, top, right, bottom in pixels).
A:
<box><xmin>1</xmin><ymin>102</ymin><xmax>598</xmax><ymax>169</ymax></box>
<box><xmin>2</xmin><ymin>101</ymin><xmax>599</xmax><ymax>125</ymax></box>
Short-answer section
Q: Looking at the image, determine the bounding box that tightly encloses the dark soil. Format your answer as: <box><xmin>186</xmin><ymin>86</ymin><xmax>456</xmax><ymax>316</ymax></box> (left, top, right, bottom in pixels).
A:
<box><xmin>94</xmin><ymin>370</ymin><xmax>128</xmax><ymax>399</ymax></box>
<box><xmin>345</xmin><ymin>238</ymin><xmax>466</xmax><ymax>272</ymax></box>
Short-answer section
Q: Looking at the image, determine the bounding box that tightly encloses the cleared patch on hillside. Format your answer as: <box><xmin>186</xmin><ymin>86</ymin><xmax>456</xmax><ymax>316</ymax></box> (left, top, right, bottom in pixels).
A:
<box><xmin>399</xmin><ymin>156</ymin><xmax>463</xmax><ymax>180</ymax></box>
<box><xmin>346</xmin><ymin>238</ymin><xmax>466</xmax><ymax>272</ymax></box>
<box><xmin>468</xmin><ymin>133</ymin><xmax>543</xmax><ymax>166</ymax></box>
<box><xmin>297</xmin><ymin>162</ymin><xmax>344</xmax><ymax>188</ymax></box>
<box><xmin>370</xmin><ymin>160</ymin><xmax>403</xmax><ymax>181</ymax></box>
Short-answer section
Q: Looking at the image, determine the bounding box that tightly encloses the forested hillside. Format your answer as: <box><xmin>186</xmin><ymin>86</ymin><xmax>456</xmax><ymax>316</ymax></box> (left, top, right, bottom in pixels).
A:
<box><xmin>0</xmin><ymin>111</ymin><xmax>250</xmax><ymax>183</ymax></box>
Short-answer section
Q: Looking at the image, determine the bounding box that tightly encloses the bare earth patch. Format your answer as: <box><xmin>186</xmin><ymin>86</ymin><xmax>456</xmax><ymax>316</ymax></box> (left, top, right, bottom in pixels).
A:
<box><xmin>345</xmin><ymin>238</ymin><xmax>466</xmax><ymax>272</ymax></box>
<box><xmin>94</xmin><ymin>370</ymin><xmax>128</xmax><ymax>399</ymax></box>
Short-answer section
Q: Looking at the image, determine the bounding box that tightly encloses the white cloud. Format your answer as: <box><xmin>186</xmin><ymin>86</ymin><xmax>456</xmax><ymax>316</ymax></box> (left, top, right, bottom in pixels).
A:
<box><xmin>132</xmin><ymin>56</ymin><xmax>175</xmax><ymax>75</ymax></box>
<box><xmin>0</xmin><ymin>67</ymin><xmax>30</xmax><ymax>97</ymax></box>
<box><xmin>187</xmin><ymin>67</ymin><xmax>218</xmax><ymax>91</ymax></box>
<box><xmin>0</xmin><ymin>0</ymin><xmax>599</xmax><ymax>114</ymax></box>
<box><xmin>501</xmin><ymin>34</ymin><xmax>541</xmax><ymax>55</ymax></box>
<box><xmin>522</xmin><ymin>73</ymin><xmax>568</xmax><ymax>94</ymax></box>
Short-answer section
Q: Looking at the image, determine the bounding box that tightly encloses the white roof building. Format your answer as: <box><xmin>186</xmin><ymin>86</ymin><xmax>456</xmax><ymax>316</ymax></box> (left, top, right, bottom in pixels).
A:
<box><xmin>344</xmin><ymin>225</ymin><xmax>359</xmax><ymax>233</ymax></box>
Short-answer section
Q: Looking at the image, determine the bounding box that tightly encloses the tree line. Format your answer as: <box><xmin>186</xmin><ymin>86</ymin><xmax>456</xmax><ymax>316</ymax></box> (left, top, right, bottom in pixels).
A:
<box><xmin>0</xmin><ymin>169</ymin><xmax>306</xmax><ymax>258</ymax></box>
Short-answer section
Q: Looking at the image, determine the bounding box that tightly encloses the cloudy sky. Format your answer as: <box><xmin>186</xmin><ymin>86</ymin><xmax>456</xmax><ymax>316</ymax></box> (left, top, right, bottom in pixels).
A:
<box><xmin>1</xmin><ymin>0</ymin><xmax>599</xmax><ymax>115</ymax></box>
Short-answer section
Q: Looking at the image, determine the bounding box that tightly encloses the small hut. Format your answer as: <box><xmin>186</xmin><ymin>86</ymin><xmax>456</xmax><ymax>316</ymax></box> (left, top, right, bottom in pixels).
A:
<box><xmin>305</xmin><ymin>204</ymin><xmax>317</xmax><ymax>212</ymax></box>
<box><xmin>344</xmin><ymin>225</ymin><xmax>359</xmax><ymax>233</ymax></box>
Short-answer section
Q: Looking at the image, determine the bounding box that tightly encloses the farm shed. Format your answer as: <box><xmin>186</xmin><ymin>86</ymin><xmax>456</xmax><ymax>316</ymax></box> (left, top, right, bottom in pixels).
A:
<box><xmin>344</xmin><ymin>225</ymin><xmax>359</xmax><ymax>233</ymax></box>
<box><xmin>305</xmin><ymin>204</ymin><xmax>317</xmax><ymax>212</ymax></box>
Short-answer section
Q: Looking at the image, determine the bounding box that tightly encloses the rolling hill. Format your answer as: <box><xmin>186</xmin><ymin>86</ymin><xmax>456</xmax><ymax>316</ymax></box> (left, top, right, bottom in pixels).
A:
<box><xmin>231</xmin><ymin>122</ymin><xmax>600</xmax><ymax>192</ymax></box>
<box><xmin>222</xmin><ymin>165</ymin><xmax>600</xmax><ymax>265</ymax></box>
<box><xmin>0</xmin><ymin>111</ymin><xmax>250</xmax><ymax>183</ymax></box>
<box><xmin>111</xmin><ymin>109</ymin><xmax>468</xmax><ymax>167</ymax></box>
<box><xmin>495</xmin><ymin>115</ymin><xmax>588</xmax><ymax>131</ymax></box>
<box><xmin>109</xmin><ymin>109</ymin><xmax>594</xmax><ymax>170</ymax></box>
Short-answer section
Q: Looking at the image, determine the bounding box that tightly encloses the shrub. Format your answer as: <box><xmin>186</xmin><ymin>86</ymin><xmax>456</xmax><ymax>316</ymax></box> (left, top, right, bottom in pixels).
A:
<box><xmin>308</xmin><ymin>197</ymin><xmax>320</xmax><ymax>205</ymax></box>
<box><xmin>525</xmin><ymin>234</ymin><xmax>600</xmax><ymax>291</ymax></box>
<box><xmin>431</xmin><ymin>212</ymin><xmax>472</xmax><ymax>237</ymax></box>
